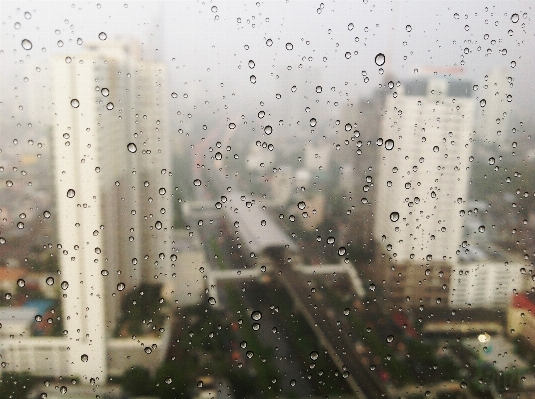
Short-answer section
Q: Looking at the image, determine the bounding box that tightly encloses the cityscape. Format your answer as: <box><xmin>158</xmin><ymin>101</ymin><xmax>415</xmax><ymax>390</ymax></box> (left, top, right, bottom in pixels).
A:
<box><xmin>0</xmin><ymin>1</ymin><xmax>535</xmax><ymax>398</ymax></box>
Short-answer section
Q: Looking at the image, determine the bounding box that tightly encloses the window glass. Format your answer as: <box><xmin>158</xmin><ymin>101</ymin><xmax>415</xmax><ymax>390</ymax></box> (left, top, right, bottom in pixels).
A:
<box><xmin>0</xmin><ymin>1</ymin><xmax>534</xmax><ymax>398</ymax></box>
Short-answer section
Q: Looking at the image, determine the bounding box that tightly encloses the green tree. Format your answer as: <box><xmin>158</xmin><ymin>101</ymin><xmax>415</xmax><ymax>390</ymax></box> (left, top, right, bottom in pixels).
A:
<box><xmin>121</xmin><ymin>366</ymin><xmax>153</xmax><ymax>397</ymax></box>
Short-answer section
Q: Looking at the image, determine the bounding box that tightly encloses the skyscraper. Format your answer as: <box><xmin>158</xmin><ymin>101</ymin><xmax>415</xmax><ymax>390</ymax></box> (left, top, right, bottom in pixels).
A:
<box><xmin>373</xmin><ymin>76</ymin><xmax>475</xmax><ymax>306</ymax></box>
<box><xmin>48</xmin><ymin>38</ymin><xmax>172</xmax><ymax>382</ymax></box>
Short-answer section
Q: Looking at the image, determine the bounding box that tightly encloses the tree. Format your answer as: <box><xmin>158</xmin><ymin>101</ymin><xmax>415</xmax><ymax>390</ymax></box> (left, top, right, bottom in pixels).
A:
<box><xmin>121</xmin><ymin>366</ymin><xmax>153</xmax><ymax>397</ymax></box>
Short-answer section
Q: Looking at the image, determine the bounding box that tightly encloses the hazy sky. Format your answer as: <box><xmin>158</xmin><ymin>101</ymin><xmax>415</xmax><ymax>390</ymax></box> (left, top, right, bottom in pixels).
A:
<box><xmin>1</xmin><ymin>1</ymin><xmax>534</xmax><ymax>124</ymax></box>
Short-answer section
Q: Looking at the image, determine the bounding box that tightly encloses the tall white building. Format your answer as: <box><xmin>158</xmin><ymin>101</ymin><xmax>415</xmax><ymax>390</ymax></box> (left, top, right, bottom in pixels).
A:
<box><xmin>374</xmin><ymin>77</ymin><xmax>475</xmax><ymax>263</ymax></box>
<box><xmin>0</xmin><ymin>39</ymin><xmax>173</xmax><ymax>383</ymax></box>
<box><xmin>477</xmin><ymin>68</ymin><xmax>512</xmax><ymax>146</ymax></box>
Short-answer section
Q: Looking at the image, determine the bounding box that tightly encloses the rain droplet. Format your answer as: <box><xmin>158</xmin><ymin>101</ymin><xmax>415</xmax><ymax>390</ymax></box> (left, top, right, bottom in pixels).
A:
<box><xmin>193</xmin><ymin>179</ymin><xmax>201</xmax><ymax>186</ymax></box>
<box><xmin>386</xmin><ymin>335</ymin><xmax>394</xmax><ymax>343</ymax></box>
<box><xmin>106</xmin><ymin>102</ymin><xmax>114</xmax><ymax>110</ymax></box>
<box><xmin>384</xmin><ymin>139</ymin><xmax>394</xmax><ymax>150</ymax></box>
<box><xmin>21</xmin><ymin>39</ymin><xmax>32</xmax><ymax>50</ymax></box>
<box><xmin>310</xmin><ymin>351</ymin><xmax>319</xmax><ymax>360</ymax></box>
<box><xmin>480</xmin><ymin>99</ymin><xmax>486</xmax><ymax>107</ymax></box>
<box><xmin>35</xmin><ymin>315</ymin><xmax>42</xmax><ymax>322</ymax></box>
<box><xmin>17</xmin><ymin>279</ymin><xmax>25</xmax><ymax>288</ymax></box>
<box><xmin>406</xmin><ymin>25</ymin><xmax>412</xmax><ymax>32</ymax></box>
<box><xmin>248</xmin><ymin>60</ymin><xmax>255</xmax><ymax>69</ymax></box>
<box><xmin>488</xmin><ymin>157</ymin><xmax>495</xmax><ymax>165</ymax></box>
<box><xmin>208</xmin><ymin>297</ymin><xmax>216</xmax><ymax>305</ymax></box>
<box><xmin>310</xmin><ymin>118</ymin><xmax>317</xmax><ymax>127</ymax></box>
<box><xmin>511</xmin><ymin>13</ymin><xmax>519</xmax><ymax>23</ymax></box>
<box><xmin>70</xmin><ymin>99</ymin><xmax>80</xmax><ymax>108</ymax></box>
<box><xmin>6</xmin><ymin>181</ymin><xmax>13</xmax><ymax>187</ymax></box>
<box><xmin>478</xmin><ymin>225</ymin><xmax>485</xmax><ymax>233</ymax></box>
<box><xmin>266</xmin><ymin>38</ymin><xmax>273</xmax><ymax>46</ymax></box>
<box><xmin>258</xmin><ymin>110</ymin><xmax>265</xmax><ymax>119</ymax></box>
<box><xmin>348</xmin><ymin>23</ymin><xmax>354</xmax><ymax>31</ymax></box>
<box><xmin>61</xmin><ymin>281</ymin><xmax>69</xmax><ymax>290</ymax></box>
<box><xmin>165</xmin><ymin>377</ymin><xmax>172</xmax><ymax>384</ymax></box>
<box><xmin>215</xmin><ymin>152</ymin><xmax>222</xmax><ymax>160</ymax></box>
<box><xmin>251</xmin><ymin>310</ymin><xmax>262</xmax><ymax>321</ymax></box>
<box><xmin>24</xmin><ymin>11</ymin><xmax>32</xmax><ymax>19</ymax></box>
<box><xmin>229</xmin><ymin>122</ymin><xmax>236</xmax><ymax>129</ymax></box>
<box><xmin>297</xmin><ymin>201</ymin><xmax>306</xmax><ymax>210</ymax></box>
<box><xmin>144</xmin><ymin>347</ymin><xmax>152</xmax><ymax>354</ymax></box>
<box><xmin>316</xmin><ymin>86</ymin><xmax>322</xmax><ymax>93</ymax></box>
<box><xmin>343</xmin><ymin>308</ymin><xmax>350</xmax><ymax>316</ymax></box>
<box><xmin>390</xmin><ymin>212</ymin><xmax>400</xmax><ymax>222</ymax></box>
<box><xmin>14</xmin><ymin>22</ymin><xmax>21</xmax><ymax>29</ymax></box>
<box><xmin>127</xmin><ymin>143</ymin><xmax>137</xmax><ymax>153</ymax></box>
<box><xmin>81</xmin><ymin>354</ymin><xmax>88</xmax><ymax>362</ymax></box>
<box><xmin>375</xmin><ymin>53</ymin><xmax>386</xmax><ymax>66</ymax></box>
<box><xmin>211</xmin><ymin>5</ymin><xmax>218</xmax><ymax>12</ymax></box>
<box><xmin>98</xmin><ymin>32</ymin><xmax>107</xmax><ymax>40</ymax></box>
<box><xmin>286</xmin><ymin>42</ymin><xmax>293</xmax><ymax>50</ymax></box>
<box><xmin>66</xmin><ymin>189</ymin><xmax>75</xmax><ymax>198</ymax></box>
<box><xmin>250</xmin><ymin>75</ymin><xmax>256</xmax><ymax>84</ymax></box>
<box><xmin>117</xmin><ymin>282</ymin><xmax>125</xmax><ymax>291</ymax></box>
<box><xmin>338</xmin><ymin>247</ymin><xmax>346</xmax><ymax>256</ymax></box>
<box><xmin>264</xmin><ymin>125</ymin><xmax>272</xmax><ymax>135</ymax></box>
<box><xmin>252</xmin><ymin>322</ymin><xmax>260</xmax><ymax>331</ymax></box>
<box><xmin>101</xmin><ymin>88</ymin><xmax>109</xmax><ymax>97</ymax></box>
<box><xmin>46</xmin><ymin>277</ymin><xmax>54</xmax><ymax>286</ymax></box>
<box><xmin>17</xmin><ymin>222</ymin><xmax>24</xmax><ymax>229</ymax></box>
<box><xmin>60</xmin><ymin>386</ymin><xmax>67</xmax><ymax>394</ymax></box>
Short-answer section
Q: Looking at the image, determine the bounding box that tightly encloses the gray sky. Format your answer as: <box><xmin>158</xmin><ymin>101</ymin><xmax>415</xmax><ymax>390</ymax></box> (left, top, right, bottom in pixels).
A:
<box><xmin>1</xmin><ymin>1</ymin><xmax>534</xmax><ymax>124</ymax></box>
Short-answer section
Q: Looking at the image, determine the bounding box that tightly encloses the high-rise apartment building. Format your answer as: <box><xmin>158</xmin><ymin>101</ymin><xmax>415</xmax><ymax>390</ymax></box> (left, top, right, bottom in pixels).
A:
<box><xmin>0</xmin><ymin>39</ymin><xmax>173</xmax><ymax>383</ymax></box>
<box><xmin>373</xmin><ymin>77</ymin><xmax>475</xmax><ymax>306</ymax></box>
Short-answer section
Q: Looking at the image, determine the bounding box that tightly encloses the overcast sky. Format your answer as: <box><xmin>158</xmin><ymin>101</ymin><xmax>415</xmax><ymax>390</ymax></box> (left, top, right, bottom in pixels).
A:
<box><xmin>1</xmin><ymin>1</ymin><xmax>534</xmax><ymax>124</ymax></box>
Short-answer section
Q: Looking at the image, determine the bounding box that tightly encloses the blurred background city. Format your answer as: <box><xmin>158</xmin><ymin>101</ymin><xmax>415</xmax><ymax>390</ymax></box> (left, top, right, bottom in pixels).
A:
<box><xmin>0</xmin><ymin>1</ymin><xmax>535</xmax><ymax>398</ymax></box>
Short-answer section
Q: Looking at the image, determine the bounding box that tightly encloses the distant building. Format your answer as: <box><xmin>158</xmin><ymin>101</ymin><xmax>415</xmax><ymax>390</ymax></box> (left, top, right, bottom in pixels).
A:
<box><xmin>372</xmin><ymin>76</ymin><xmax>475</xmax><ymax>308</ymax></box>
<box><xmin>0</xmin><ymin>38</ymin><xmax>172</xmax><ymax>383</ymax></box>
<box><xmin>451</xmin><ymin>247</ymin><xmax>524</xmax><ymax>309</ymax></box>
<box><xmin>508</xmin><ymin>293</ymin><xmax>535</xmax><ymax>346</ymax></box>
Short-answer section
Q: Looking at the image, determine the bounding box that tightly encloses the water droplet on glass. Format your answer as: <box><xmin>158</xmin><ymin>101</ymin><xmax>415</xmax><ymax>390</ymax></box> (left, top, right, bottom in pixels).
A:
<box><xmin>480</xmin><ymin>99</ymin><xmax>486</xmax><ymax>107</ymax></box>
<box><xmin>127</xmin><ymin>143</ymin><xmax>137</xmax><ymax>153</ymax></box>
<box><xmin>264</xmin><ymin>125</ymin><xmax>272</xmax><ymax>135</ymax></box>
<box><xmin>211</xmin><ymin>5</ymin><xmax>218</xmax><ymax>12</ymax></box>
<box><xmin>386</xmin><ymin>335</ymin><xmax>394</xmax><ymax>343</ymax></box>
<box><xmin>390</xmin><ymin>212</ymin><xmax>400</xmax><ymax>222</ymax></box>
<box><xmin>208</xmin><ymin>297</ymin><xmax>216</xmax><ymax>305</ymax></box>
<box><xmin>310</xmin><ymin>351</ymin><xmax>319</xmax><ymax>360</ymax></box>
<box><xmin>310</xmin><ymin>118</ymin><xmax>317</xmax><ymax>127</ymax></box>
<box><xmin>46</xmin><ymin>277</ymin><xmax>54</xmax><ymax>286</ymax></box>
<box><xmin>193</xmin><ymin>179</ymin><xmax>201</xmax><ymax>186</ymax></box>
<box><xmin>21</xmin><ymin>39</ymin><xmax>32</xmax><ymax>50</ymax></box>
<box><xmin>511</xmin><ymin>13</ymin><xmax>519</xmax><ymax>23</ymax></box>
<box><xmin>343</xmin><ymin>308</ymin><xmax>350</xmax><ymax>316</ymax></box>
<box><xmin>286</xmin><ymin>42</ymin><xmax>293</xmax><ymax>50</ymax></box>
<box><xmin>144</xmin><ymin>347</ymin><xmax>152</xmax><ymax>354</ymax></box>
<box><xmin>251</xmin><ymin>310</ymin><xmax>262</xmax><ymax>321</ymax></box>
<box><xmin>17</xmin><ymin>279</ymin><xmax>25</xmax><ymax>288</ymax></box>
<box><xmin>252</xmin><ymin>322</ymin><xmax>260</xmax><ymax>330</ymax></box>
<box><xmin>248</xmin><ymin>60</ymin><xmax>255</xmax><ymax>69</ymax></box>
<box><xmin>488</xmin><ymin>157</ymin><xmax>495</xmax><ymax>165</ymax></box>
<box><xmin>70</xmin><ymin>99</ymin><xmax>80</xmax><ymax>108</ymax></box>
<box><xmin>250</xmin><ymin>75</ymin><xmax>256</xmax><ymax>84</ymax></box>
<box><xmin>478</xmin><ymin>225</ymin><xmax>485</xmax><ymax>233</ymax></box>
<box><xmin>165</xmin><ymin>377</ymin><xmax>172</xmax><ymax>384</ymax></box>
<box><xmin>106</xmin><ymin>102</ymin><xmax>114</xmax><ymax>110</ymax></box>
<box><xmin>338</xmin><ymin>247</ymin><xmax>346</xmax><ymax>256</ymax></box>
<box><xmin>375</xmin><ymin>53</ymin><xmax>386</xmax><ymax>66</ymax></box>
<box><xmin>101</xmin><ymin>88</ymin><xmax>109</xmax><ymax>97</ymax></box>
<box><xmin>61</xmin><ymin>281</ymin><xmax>69</xmax><ymax>290</ymax></box>
<box><xmin>384</xmin><ymin>139</ymin><xmax>394</xmax><ymax>150</ymax></box>
<box><xmin>35</xmin><ymin>315</ymin><xmax>42</xmax><ymax>322</ymax></box>
<box><xmin>297</xmin><ymin>201</ymin><xmax>306</xmax><ymax>210</ymax></box>
<box><xmin>258</xmin><ymin>110</ymin><xmax>265</xmax><ymax>119</ymax></box>
<box><xmin>98</xmin><ymin>32</ymin><xmax>107</xmax><ymax>40</ymax></box>
<box><xmin>60</xmin><ymin>386</ymin><xmax>67</xmax><ymax>394</ymax></box>
<box><xmin>266</xmin><ymin>38</ymin><xmax>273</xmax><ymax>46</ymax></box>
<box><xmin>66</xmin><ymin>189</ymin><xmax>75</xmax><ymax>198</ymax></box>
<box><xmin>117</xmin><ymin>282</ymin><xmax>125</xmax><ymax>291</ymax></box>
<box><xmin>24</xmin><ymin>11</ymin><xmax>32</xmax><ymax>19</ymax></box>
<box><xmin>81</xmin><ymin>354</ymin><xmax>88</xmax><ymax>362</ymax></box>
<box><xmin>406</xmin><ymin>24</ymin><xmax>412</xmax><ymax>32</ymax></box>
